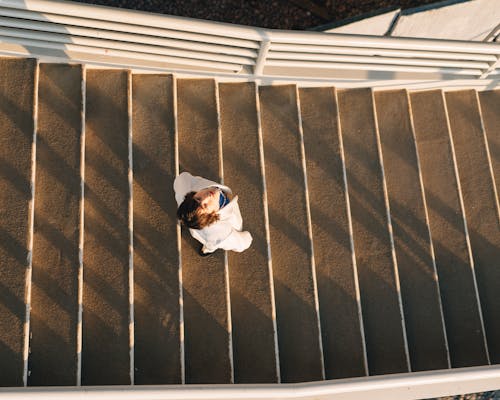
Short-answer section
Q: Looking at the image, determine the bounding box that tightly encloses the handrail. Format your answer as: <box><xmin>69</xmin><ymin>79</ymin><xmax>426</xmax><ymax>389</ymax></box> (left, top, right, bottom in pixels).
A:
<box><xmin>484</xmin><ymin>22</ymin><xmax>500</xmax><ymax>42</ymax></box>
<box><xmin>0</xmin><ymin>365</ymin><xmax>499</xmax><ymax>399</ymax></box>
<box><xmin>0</xmin><ymin>0</ymin><xmax>498</xmax><ymax>81</ymax></box>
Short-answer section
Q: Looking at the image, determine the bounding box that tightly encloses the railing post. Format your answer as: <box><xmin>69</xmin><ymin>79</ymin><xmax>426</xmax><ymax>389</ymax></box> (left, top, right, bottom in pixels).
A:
<box><xmin>254</xmin><ymin>39</ymin><xmax>271</xmax><ymax>76</ymax></box>
<box><xmin>479</xmin><ymin>55</ymin><xmax>500</xmax><ymax>79</ymax></box>
<box><xmin>483</xmin><ymin>22</ymin><xmax>500</xmax><ymax>42</ymax></box>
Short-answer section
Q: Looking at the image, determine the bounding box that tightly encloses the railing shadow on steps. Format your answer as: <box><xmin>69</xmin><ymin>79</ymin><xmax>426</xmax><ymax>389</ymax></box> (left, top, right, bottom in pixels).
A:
<box><xmin>0</xmin><ymin>70</ymin><xmax>499</xmax><ymax>400</ymax></box>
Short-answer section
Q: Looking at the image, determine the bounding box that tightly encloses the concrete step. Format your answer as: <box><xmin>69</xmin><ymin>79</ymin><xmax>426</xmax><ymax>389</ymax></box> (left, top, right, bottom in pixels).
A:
<box><xmin>337</xmin><ymin>88</ymin><xmax>409</xmax><ymax>375</ymax></box>
<box><xmin>409</xmin><ymin>89</ymin><xmax>489</xmax><ymax>368</ymax></box>
<box><xmin>298</xmin><ymin>86</ymin><xmax>367</xmax><ymax>379</ymax></box>
<box><xmin>1</xmin><ymin>56</ymin><xmax>498</xmax><ymax>387</ymax></box>
<box><xmin>176</xmin><ymin>78</ymin><xmax>231</xmax><ymax>384</ymax></box>
<box><xmin>390</xmin><ymin>0</ymin><xmax>500</xmax><ymax>41</ymax></box>
<box><xmin>259</xmin><ymin>84</ymin><xmax>324</xmax><ymax>383</ymax></box>
<box><xmin>131</xmin><ymin>74</ymin><xmax>181</xmax><ymax>384</ymax></box>
<box><xmin>0</xmin><ymin>57</ymin><xmax>36</xmax><ymax>387</ymax></box>
<box><xmin>218</xmin><ymin>82</ymin><xmax>278</xmax><ymax>383</ymax></box>
<box><xmin>374</xmin><ymin>89</ymin><xmax>449</xmax><ymax>371</ymax></box>
<box><xmin>445</xmin><ymin>89</ymin><xmax>500</xmax><ymax>364</ymax></box>
<box><xmin>478</xmin><ymin>90</ymin><xmax>500</xmax><ymax>206</ymax></box>
<box><xmin>28</xmin><ymin>63</ymin><xmax>82</xmax><ymax>386</ymax></box>
<box><xmin>82</xmin><ymin>69</ymin><xmax>131</xmax><ymax>385</ymax></box>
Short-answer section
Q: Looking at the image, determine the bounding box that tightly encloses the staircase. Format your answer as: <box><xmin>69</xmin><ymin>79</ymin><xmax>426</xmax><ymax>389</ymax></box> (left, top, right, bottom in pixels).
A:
<box><xmin>0</xmin><ymin>57</ymin><xmax>499</xmax><ymax>389</ymax></box>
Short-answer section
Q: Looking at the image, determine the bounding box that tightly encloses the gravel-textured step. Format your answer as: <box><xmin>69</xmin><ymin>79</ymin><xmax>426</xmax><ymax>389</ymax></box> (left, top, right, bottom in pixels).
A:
<box><xmin>298</xmin><ymin>86</ymin><xmax>366</xmax><ymax>379</ymax></box>
<box><xmin>445</xmin><ymin>90</ymin><xmax>500</xmax><ymax>364</ymax></box>
<box><xmin>478</xmin><ymin>90</ymin><xmax>500</xmax><ymax>205</ymax></box>
<box><xmin>374</xmin><ymin>89</ymin><xmax>449</xmax><ymax>371</ymax></box>
<box><xmin>410</xmin><ymin>89</ymin><xmax>488</xmax><ymax>367</ymax></box>
<box><xmin>337</xmin><ymin>88</ymin><xmax>409</xmax><ymax>376</ymax></box>
<box><xmin>28</xmin><ymin>64</ymin><xmax>82</xmax><ymax>386</ymax></box>
<box><xmin>259</xmin><ymin>84</ymin><xmax>324</xmax><ymax>383</ymax></box>
<box><xmin>0</xmin><ymin>58</ymin><xmax>36</xmax><ymax>387</ymax></box>
<box><xmin>176</xmin><ymin>79</ymin><xmax>231</xmax><ymax>384</ymax></box>
<box><xmin>0</xmin><ymin>53</ymin><xmax>498</xmax><ymax>387</ymax></box>
<box><xmin>82</xmin><ymin>70</ymin><xmax>131</xmax><ymax>385</ymax></box>
<box><xmin>218</xmin><ymin>82</ymin><xmax>278</xmax><ymax>383</ymax></box>
<box><xmin>132</xmin><ymin>74</ymin><xmax>181</xmax><ymax>384</ymax></box>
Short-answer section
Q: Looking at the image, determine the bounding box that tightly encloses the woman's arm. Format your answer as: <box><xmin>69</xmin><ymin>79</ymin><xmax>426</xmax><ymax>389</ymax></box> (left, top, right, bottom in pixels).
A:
<box><xmin>219</xmin><ymin>229</ymin><xmax>253</xmax><ymax>252</ymax></box>
<box><xmin>173</xmin><ymin>171</ymin><xmax>193</xmax><ymax>205</ymax></box>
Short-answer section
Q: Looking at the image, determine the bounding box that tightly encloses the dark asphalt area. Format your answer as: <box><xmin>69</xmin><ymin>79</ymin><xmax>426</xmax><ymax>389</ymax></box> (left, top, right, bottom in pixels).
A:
<box><xmin>74</xmin><ymin>0</ymin><xmax>443</xmax><ymax>30</ymax></box>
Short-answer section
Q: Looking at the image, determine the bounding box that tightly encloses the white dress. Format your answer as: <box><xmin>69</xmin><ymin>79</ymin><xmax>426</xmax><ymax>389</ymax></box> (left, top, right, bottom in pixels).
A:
<box><xmin>173</xmin><ymin>171</ymin><xmax>253</xmax><ymax>253</ymax></box>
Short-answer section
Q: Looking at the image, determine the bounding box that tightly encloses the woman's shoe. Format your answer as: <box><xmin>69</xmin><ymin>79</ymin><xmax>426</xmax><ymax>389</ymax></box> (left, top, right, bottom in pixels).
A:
<box><xmin>199</xmin><ymin>245</ymin><xmax>215</xmax><ymax>257</ymax></box>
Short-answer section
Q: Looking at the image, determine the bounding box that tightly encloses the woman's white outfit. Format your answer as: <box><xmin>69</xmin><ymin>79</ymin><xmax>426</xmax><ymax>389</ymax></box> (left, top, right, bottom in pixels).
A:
<box><xmin>174</xmin><ymin>172</ymin><xmax>253</xmax><ymax>253</ymax></box>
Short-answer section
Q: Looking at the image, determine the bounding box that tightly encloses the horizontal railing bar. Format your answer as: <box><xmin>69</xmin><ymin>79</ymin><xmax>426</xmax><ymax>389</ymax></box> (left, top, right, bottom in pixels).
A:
<box><xmin>0</xmin><ymin>26</ymin><xmax>255</xmax><ymax>65</ymax></box>
<box><xmin>0</xmin><ymin>41</ymin><xmax>241</xmax><ymax>74</ymax></box>
<box><xmin>1</xmin><ymin>0</ymin><xmax>499</xmax><ymax>55</ymax></box>
<box><xmin>268</xmin><ymin>52</ymin><xmax>490</xmax><ymax>69</ymax></box>
<box><xmin>269</xmin><ymin>43</ymin><xmax>497</xmax><ymax>62</ymax></box>
<box><xmin>0</xmin><ymin>0</ymin><xmax>268</xmax><ymax>41</ymax></box>
<box><xmin>0</xmin><ymin>365</ymin><xmax>499</xmax><ymax>400</ymax></box>
<box><xmin>268</xmin><ymin>33</ymin><xmax>500</xmax><ymax>55</ymax></box>
<box><xmin>0</xmin><ymin>43</ymin><xmax>497</xmax><ymax>91</ymax></box>
<box><xmin>0</xmin><ymin>7</ymin><xmax>261</xmax><ymax>49</ymax></box>
<box><xmin>0</xmin><ymin>35</ymin><xmax>243</xmax><ymax>71</ymax></box>
<box><xmin>0</xmin><ymin>14</ymin><xmax>258</xmax><ymax>57</ymax></box>
<box><xmin>266</xmin><ymin>59</ymin><xmax>482</xmax><ymax>75</ymax></box>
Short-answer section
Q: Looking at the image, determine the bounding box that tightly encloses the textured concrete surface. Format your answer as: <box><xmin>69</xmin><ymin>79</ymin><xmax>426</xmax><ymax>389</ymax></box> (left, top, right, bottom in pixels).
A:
<box><xmin>259</xmin><ymin>85</ymin><xmax>323</xmax><ymax>383</ymax></box>
<box><xmin>299</xmin><ymin>87</ymin><xmax>366</xmax><ymax>379</ymax></box>
<box><xmin>82</xmin><ymin>70</ymin><xmax>131</xmax><ymax>385</ymax></box>
<box><xmin>0</xmin><ymin>58</ymin><xmax>497</xmax><ymax>387</ymax></box>
<box><xmin>325</xmin><ymin>9</ymin><xmax>400</xmax><ymax>35</ymax></box>
<box><xmin>410</xmin><ymin>90</ymin><xmax>488</xmax><ymax>367</ymax></box>
<box><xmin>219</xmin><ymin>82</ymin><xmax>278</xmax><ymax>383</ymax></box>
<box><xmin>391</xmin><ymin>0</ymin><xmax>500</xmax><ymax>41</ymax></box>
<box><xmin>29</xmin><ymin>64</ymin><xmax>82</xmax><ymax>386</ymax></box>
<box><xmin>0</xmin><ymin>58</ymin><xmax>35</xmax><ymax>387</ymax></box>
<box><xmin>374</xmin><ymin>89</ymin><xmax>449</xmax><ymax>371</ymax></box>
<box><xmin>478</xmin><ymin>90</ymin><xmax>500</xmax><ymax>206</ymax></box>
<box><xmin>177</xmin><ymin>79</ymin><xmax>230</xmax><ymax>384</ymax></box>
<box><xmin>337</xmin><ymin>88</ymin><xmax>409</xmax><ymax>375</ymax></box>
<box><xmin>132</xmin><ymin>75</ymin><xmax>181</xmax><ymax>384</ymax></box>
<box><xmin>445</xmin><ymin>90</ymin><xmax>500</xmax><ymax>364</ymax></box>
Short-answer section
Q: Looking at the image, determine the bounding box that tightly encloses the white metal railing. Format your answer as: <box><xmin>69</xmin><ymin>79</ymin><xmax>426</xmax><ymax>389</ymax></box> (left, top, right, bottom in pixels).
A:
<box><xmin>0</xmin><ymin>366</ymin><xmax>499</xmax><ymax>399</ymax></box>
<box><xmin>0</xmin><ymin>0</ymin><xmax>498</xmax><ymax>81</ymax></box>
<box><xmin>484</xmin><ymin>22</ymin><xmax>500</xmax><ymax>42</ymax></box>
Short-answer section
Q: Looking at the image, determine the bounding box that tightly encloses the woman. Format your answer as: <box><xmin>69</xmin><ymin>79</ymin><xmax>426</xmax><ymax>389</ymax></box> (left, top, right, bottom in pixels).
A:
<box><xmin>174</xmin><ymin>171</ymin><xmax>252</xmax><ymax>256</ymax></box>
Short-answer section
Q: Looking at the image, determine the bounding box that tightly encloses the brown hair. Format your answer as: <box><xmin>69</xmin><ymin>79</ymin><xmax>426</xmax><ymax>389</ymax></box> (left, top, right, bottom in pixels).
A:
<box><xmin>177</xmin><ymin>191</ymin><xmax>219</xmax><ymax>229</ymax></box>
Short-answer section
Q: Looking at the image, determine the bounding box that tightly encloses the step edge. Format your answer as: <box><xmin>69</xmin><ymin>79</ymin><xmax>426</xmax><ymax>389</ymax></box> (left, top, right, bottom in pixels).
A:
<box><xmin>172</xmin><ymin>75</ymin><xmax>186</xmax><ymax>384</ymax></box>
<box><xmin>406</xmin><ymin>89</ymin><xmax>452</xmax><ymax>369</ymax></box>
<box><xmin>442</xmin><ymin>90</ymin><xmax>491</xmax><ymax>365</ymax></box>
<box><xmin>127</xmin><ymin>70</ymin><xmax>135</xmax><ymax>385</ymax></box>
<box><xmin>333</xmin><ymin>87</ymin><xmax>369</xmax><ymax>376</ymax></box>
<box><xmin>370</xmin><ymin>88</ymin><xmax>412</xmax><ymax>373</ymax></box>
<box><xmin>76</xmin><ymin>64</ymin><xmax>86</xmax><ymax>387</ymax></box>
<box><xmin>474</xmin><ymin>90</ymin><xmax>500</xmax><ymax>223</ymax></box>
<box><xmin>24</xmin><ymin>58</ymin><xmax>40</xmax><ymax>387</ymax></box>
<box><xmin>253</xmin><ymin>82</ymin><xmax>281</xmax><ymax>383</ymax></box>
<box><xmin>295</xmin><ymin>85</ymin><xmax>326</xmax><ymax>381</ymax></box>
<box><xmin>214</xmin><ymin>79</ymin><xmax>235</xmax><ymax>384</ymax></box>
